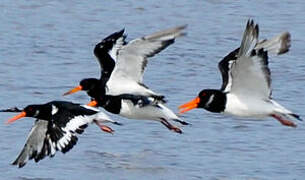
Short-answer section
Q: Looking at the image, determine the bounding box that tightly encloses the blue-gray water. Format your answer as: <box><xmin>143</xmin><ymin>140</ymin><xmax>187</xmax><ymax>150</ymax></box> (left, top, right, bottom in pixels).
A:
<box><xmin>1</xmin><ymin>1</ymin><xmax>305</xmax><ymax>179</ymax></box>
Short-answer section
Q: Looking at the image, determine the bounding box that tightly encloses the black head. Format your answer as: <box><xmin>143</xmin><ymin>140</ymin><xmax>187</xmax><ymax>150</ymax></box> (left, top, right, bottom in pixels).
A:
<box><xmin>23</xmin><ymin>105</ymin><xmax>42</xmax><ymax>117</ymax></box>
<box><xmin>80</xmin><ymin>78</ymin><xmax>99</xmax><ymax>91</ymax></box>
<box><xmin>63</xmin><ymin>78</ymin><xmax>99</xmax><ymax>96</ymax></box>
<box><xmin>197</xmin><ymin>90</ymin><xmax>218</xmax><ymax>108</ymax></box>
<box><xmin>6</xmin><ymin>104</ymin><xmax>51</xmax><ymax>124</ymax></box>
<box><xmin>179</xmin><ymin>89</ymin><xmax>226</xmax><ymax>113</ymax></box>
<box><xmin>81</xmin><ymin>78</ymin><xmax>106</xmax><ymax>99</ymax></box>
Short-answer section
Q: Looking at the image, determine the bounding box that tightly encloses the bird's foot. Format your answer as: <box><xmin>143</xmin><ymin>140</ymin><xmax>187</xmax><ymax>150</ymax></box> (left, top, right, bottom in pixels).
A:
<box><xmin>100</xmin><ymin>125</ymin><xmax>115</xmax><ymax>134</ymax></box>
<box><xmin>160</xmin><ymin>118</ymin><xmax>182</xmax><ymax>134</ymax></box>
<box><xmin>272</xmin><ymin>114</ymin><xmax>297</xmax><ymax>128</ymax></box>
<box><xmin>95</xmin><ymin>121</ymin><xmax>115</xmax><ymax>134</ymax></box>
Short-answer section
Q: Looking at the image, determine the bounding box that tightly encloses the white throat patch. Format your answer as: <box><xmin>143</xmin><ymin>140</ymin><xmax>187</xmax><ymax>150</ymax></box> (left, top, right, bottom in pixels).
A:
<box><xmin>206</xmin><ymin>94</ymin><xmax>215</xmax><ymax>108</ymax></box>
<box><xmin>51</xmin><ymin>105</ymin><xmax>59</xmax><ymax>115</ymax></box>
<box><xmin>34</xmin><ymin>110</ymin><xmax>40</xmax><ymax>117</ymax></box>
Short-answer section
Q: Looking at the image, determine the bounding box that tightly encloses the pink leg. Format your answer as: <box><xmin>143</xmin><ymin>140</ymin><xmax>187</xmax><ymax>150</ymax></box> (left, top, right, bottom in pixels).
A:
<box><xmin>271</xmin><ymin>114</ymin><xmax>297</xmax><ymax>128</ymax></box>
<box><xmin>95</xmin><ymin>121</ymin><xmax>114</xmax><ymax>134</ymax></box>
<box><xmin>160</xmin><ymin>118</ymin><xmax>183</xmax><ymax>134</ymax></box>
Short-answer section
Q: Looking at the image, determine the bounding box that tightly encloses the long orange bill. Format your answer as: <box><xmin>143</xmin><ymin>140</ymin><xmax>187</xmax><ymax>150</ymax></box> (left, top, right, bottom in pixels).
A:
<box><xmin>178</xmin><ymin>97</ymin><xmax>200</xmax><ymax>114</ymax></box>
<box><xmin>6</xmin><ymin>111</ymin><xmax>27</xmax><ymax>124</ymax></box>
<box><xmin>87</xmin><ymin>100</ymin><xmax>98</xmax><ymax>107</ymax></box>
<box><xmin>63</xmin><ymin>85</ymin><xmax>83</xmax><ymax>96</ymax></box>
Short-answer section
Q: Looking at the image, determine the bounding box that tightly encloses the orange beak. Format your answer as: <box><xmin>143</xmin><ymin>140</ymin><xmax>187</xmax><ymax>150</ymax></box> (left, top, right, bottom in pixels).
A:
<box><xmin>6</xmin><ymin>111</ymin><xmax>27</xmax><ymax>124</ymax></box>
<box><xmin>87</xmin><ymin>100</ymin><xmax>98</xmax><ymax>107</ymax></box>
<box><xmin>63</xmin><ymin>85</ymin><xmax>83</xmax><ymax>96</ymax></box>
<box><xmin>178</xmin><ymin>97</ymin><xmax>200</xmax><ymax>114</ymax></box>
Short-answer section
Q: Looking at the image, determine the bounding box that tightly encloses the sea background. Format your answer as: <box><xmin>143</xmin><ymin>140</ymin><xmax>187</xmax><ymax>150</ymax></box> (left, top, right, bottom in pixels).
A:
<box><xmin>0</xmin><ymin>0</ymin><xmax>305</xmax><ymax>179</ymax></box>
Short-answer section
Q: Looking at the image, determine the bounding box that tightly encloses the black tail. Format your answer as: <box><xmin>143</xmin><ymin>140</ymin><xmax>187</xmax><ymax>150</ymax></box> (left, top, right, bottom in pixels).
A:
<box><xmin>289</xmin><ymin>113</ymin><xmax>303</xmax><ymax>121</ymax></box>
<box><xmin>113</xmin><ymin>121</ymin><xmax>123</xmax><ymax>126</ymax></box>
<box><xmin>173</xmin><ymin>119</ymin><xmax>190</xmax><ymax>125</ymax></box>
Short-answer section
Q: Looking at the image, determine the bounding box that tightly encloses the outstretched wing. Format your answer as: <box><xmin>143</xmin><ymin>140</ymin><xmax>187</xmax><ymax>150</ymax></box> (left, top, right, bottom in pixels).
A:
<box><xmin>94</xmin><ymin>29</ymin><xmax>127</xmax><ymax>80</ymax></box>
<box><xmin>229</xmin><ymin>20</ymin><xmax>271</xmax><ymax>98</ymax></box>
<box><xmin>106</xmin><ymin>25</ymin><xmax>186</xmax><ymax>96</ymax></box>
<box><xmin>12</xmin><ymin>120</ymin><xmax>50</xmax><ymax>168</ymax></box>
<box><xmin>218</xmin><ymin>20</ymin><xmax>290</xmax><ymax>96</ymax></box>
<box><xmin>11</xmin><ymin>102</ymin><xmax>101</xmax><ymax>168</ymax></box>
<box><xmin>255</xmin><ymin>31</ymin><xmax>291</xmax><ymax>55</ymax></box>
<box><xmin>12</xmin><ymin>115</ymin><xmax>90</xmax><ymax>168</ymax></box>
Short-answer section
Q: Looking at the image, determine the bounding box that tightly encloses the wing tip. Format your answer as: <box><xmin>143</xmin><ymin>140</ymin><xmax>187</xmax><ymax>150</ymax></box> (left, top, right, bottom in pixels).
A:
<box><xmin>11</xmin><ymin>157</ymin><xmax>27</xmax><ymax>168</ymax></box>
<box><xmin>247</xmin><ymin>18</ymin><xmax>291</xmax><ymax>56</ymax></box>
<box><xmin>176</xmin><ymin>24</ymin><xmax>188</xmax><ymax>31</ymax></box>
<box><xmin>277</xmin><ymin>31</ymin><xmax>291</xmax><ymax>54</ymax></box>
<box><xmin>172</xmin><ymin>24</ymin><xmax>188</xmax><ymax>37</ymax></box>
<box><xmin>117</xmin><ymin>28</ymin><xmax>125</xmax><ymax>37</ymax></box>
<box><xmin>255</xmin><ymin>31</ymin><xmax>291</xmax><ymax>55</ymax></box>
<box><xmin>144</xmin><ymin>24</ymin><xmax>187</xmax><ymax>41</ymax></box>
<box><xmin>246</xmin><ymin>19</ymin><xmax>259</xmax><ymax>39</ymax></box>
<box><xmin>239</xmin><ymin>19</ymin><xmax>259</xmax><ymax>56</ymax></box>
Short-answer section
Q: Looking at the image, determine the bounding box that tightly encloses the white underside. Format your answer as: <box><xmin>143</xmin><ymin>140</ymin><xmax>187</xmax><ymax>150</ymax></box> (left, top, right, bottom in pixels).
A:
<box><xmin>106</xmin><ymin>79</ymin><xmax>159</xmax><ymax>97</ymax></box>
<box><xmin>224</xmin><ymin>93</ymin><xmax>292</xmax><ymax>118</ymax></box>
<box><xmin>119</xmin><ymin>100</ymin><xmax>180</xmax><ymax>121</ymax></box>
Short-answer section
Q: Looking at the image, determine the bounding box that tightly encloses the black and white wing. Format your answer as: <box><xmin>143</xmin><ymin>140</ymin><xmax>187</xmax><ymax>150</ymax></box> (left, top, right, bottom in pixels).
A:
<box><xmin>11</xmin><ymin>102</ymin><xmax>112</xmax><ymax>168</ymax></box>
<box><xmin>12</xmin><ymin>115</ymin><xmax>90</xmax><ymax>168</ymax></box>
<box><xmin>218</xmin><ymin>21</ymin><xmax>291</xmax><ymax>94</ymax></box>
<box><xmin>12</xmin><ymin>120</ymin><xmax>50</xmax><ymax>168</ymax></box>
<box><xmin>94</xmin><ymin>29</ymin><xmax>127</xmax><ymax>79</ymax></box>
<box><xmin>255</xmin><ymin>31</ymin><xmax>291</xmax><ymax>55</ymax></box>
<box><xmin>229</xmin><ymin>20</ymin><xmax>271</xmax><ymax>99</ymax></box>
<box><xmin>218</xmin><ymin>47</ymin><xmax>239</xmax><ymax>92</ymax></box>
<box><xmin>105</xmin><ymin>25</ymin><xmax>187</xmax><ymax>96</ymax></box>
<box><xmin>48</xmin><ymin>102</ymin><xmax>111</xmax><ymax>153</ymax></box>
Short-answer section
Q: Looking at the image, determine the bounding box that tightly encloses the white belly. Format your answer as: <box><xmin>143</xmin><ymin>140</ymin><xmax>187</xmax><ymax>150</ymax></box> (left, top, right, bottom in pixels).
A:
<box><xmin>224</xmin><ymin>94</ymin><xmax>273</xmax><ymax>118</ymax></box>
<box><xmin>119</xmin><ymin>100</ymin><xmax>178</xmax><ymax>121</ymax></box>
<box><xmin>106</xmin><ymin>80</ymin><xmax>155</xmax><ymax>97</ymax></box>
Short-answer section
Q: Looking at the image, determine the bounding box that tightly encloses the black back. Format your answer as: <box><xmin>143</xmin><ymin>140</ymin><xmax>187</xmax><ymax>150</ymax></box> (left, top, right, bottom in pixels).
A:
<box><xmin>48</xmin><ymin>101</ymin><xmax>97</xmax><ymax>125</ymax></box>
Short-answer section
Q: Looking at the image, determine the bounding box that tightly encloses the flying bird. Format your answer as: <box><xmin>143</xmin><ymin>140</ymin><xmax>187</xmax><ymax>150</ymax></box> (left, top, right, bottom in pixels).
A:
<box><xmin>179</xmin><ymin>20</ymin><xmax>301</xmax><ymax>127</ymax></box>
<box><xmin>64</xmin><ymin>26</ymin><xmax>188</xmax><ymax>133</ymax></box>
<box><xmin>2</xmin><ymin>101</ymin><xmax>120</xmax><ymax>168</ymax></box>
<box><xmin>63</xmin><ymin>29</ymin><xmax>125</xmax><ymax>98</ymax></box>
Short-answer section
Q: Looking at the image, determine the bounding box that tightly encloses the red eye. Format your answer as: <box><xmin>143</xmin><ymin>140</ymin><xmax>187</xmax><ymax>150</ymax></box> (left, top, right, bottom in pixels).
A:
<box><xmin>202</xmin><ymin>93</ymin><xmax>206</xmax><ymax>96</ymax></box>
<box><xmin>27</xmin><ymin>107</ymin><xmax>33</xmax><ymax>112</ymax></box>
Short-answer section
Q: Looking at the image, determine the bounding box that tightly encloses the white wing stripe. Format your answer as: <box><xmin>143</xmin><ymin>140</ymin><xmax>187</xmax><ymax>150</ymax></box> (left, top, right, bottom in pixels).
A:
<box><xmin>109</xmin><ymin>36</ymin><xmax>125</xmax><ymax>61</ymax></box>
<box><xmin>51</xmin><ymin>105</ymin><xmax>59</xmax><ymax>115</ymax></box>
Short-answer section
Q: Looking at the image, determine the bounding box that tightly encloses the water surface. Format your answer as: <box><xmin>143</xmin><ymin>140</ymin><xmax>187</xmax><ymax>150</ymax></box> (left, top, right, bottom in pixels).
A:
<box><xmin>1</xmin><ymin>0</ymin><xmax>305</xmax><ymax>179</ymax></box>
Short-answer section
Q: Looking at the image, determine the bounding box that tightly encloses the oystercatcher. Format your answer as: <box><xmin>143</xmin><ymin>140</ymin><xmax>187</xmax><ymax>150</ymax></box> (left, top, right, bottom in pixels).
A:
<box><xmin>104</xmin><ymin>25</ymin><xmax>186</xmax><ymax>100</ymax></box>
<box><xmin>87</xmin><ymin>95</ymin><xmax>187</xmax><ymax>134</ymax></box>
<box><xmin>2</xmin><ymin>101</ymin><xmax>121</xmax><ymax>168</ymax></box>
<box><xmin>64</xmin><ymin>25</ymin><xmax>187</xmax><ymax>101</ymax></box>
<box><xmin>179</xmin><ymin>20</ymin><xmax>301</xmax><ymax>127</ymax></box>
<box><xmin>63</xmin><ymin>29</ymin><xmax>125</xmax><ymax>98</ymax></box>
<box><xmin>64</xmin><ymin>26</ymin><xmax>188</xmax><ymax>133</ymax></box>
